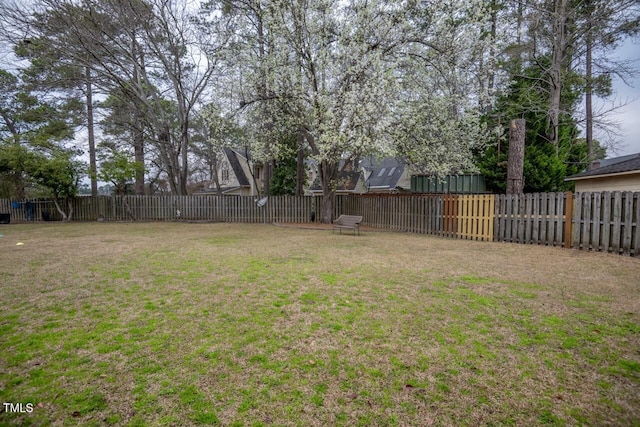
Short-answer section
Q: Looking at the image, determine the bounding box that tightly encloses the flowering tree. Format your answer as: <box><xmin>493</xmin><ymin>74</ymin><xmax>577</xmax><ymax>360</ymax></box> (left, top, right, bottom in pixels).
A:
<box><xmin>212</xmin><ymin>0</ymin><xmax>496</xmax><ymax>221</ymax></box>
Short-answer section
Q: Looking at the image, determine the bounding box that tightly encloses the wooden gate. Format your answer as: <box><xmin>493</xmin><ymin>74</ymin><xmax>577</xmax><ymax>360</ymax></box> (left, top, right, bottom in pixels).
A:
<box><xmin>457</xmin><ymin>195</ymin><xmax>495</xmax><ymax>241</ymax></box>
<box><xmin>441</xmin><ymin>194</ymin><xmax>494</xmax><ymax>241</ymax></box>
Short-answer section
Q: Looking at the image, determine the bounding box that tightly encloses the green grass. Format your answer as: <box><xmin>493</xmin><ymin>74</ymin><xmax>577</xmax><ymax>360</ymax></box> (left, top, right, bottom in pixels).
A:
<box><xmin>0</xmin><ymin>222</ymin><xmax>639</xmax><ymax>426</ymax></box>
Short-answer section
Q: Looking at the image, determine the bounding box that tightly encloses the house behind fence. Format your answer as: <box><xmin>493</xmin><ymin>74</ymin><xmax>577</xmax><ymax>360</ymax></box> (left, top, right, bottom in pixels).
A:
<box><xmin>1</xmin><ymin>191</ymin><xmax>639</xmax><ymax>257</ymax></box>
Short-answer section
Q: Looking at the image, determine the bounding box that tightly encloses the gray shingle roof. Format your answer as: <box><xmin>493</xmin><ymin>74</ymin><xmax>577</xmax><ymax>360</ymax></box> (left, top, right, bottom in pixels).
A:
<box><xmin>223</xmin><ymin>147</ymin><xmax>250</xmax><ymax>186</ymax></box>
<box><xmin>566</xmin><ymin>153</ymin><xmax>640</xmax><ymax>180</ymax></box>
<box><xmin>599</xmin><ymin>153</ymin><xmax>640</xmax><ymax>168</ymax></box>
<box><xmin>360</xmin><ymin>157</ymin><xmax>405</xmax><ymax>189</ymax></box>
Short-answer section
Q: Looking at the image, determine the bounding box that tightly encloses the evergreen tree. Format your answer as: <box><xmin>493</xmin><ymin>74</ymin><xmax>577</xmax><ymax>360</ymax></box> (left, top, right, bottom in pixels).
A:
<box><xmin>477</xmin><ymin>59</ymin><xmax>603</xmax><ymax>192</ymax></box>
<box><xmin>0</xmin><ymin>68</ymin><xmax>83</xmax><ymax>204</ymax></box>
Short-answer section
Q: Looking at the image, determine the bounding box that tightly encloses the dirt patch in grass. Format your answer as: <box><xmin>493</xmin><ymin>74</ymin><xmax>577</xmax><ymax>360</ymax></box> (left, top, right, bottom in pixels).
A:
<box><xmin>1</xmin><ymin>222</ymin><xmax>639</xmax><ymax>425</ymax></box>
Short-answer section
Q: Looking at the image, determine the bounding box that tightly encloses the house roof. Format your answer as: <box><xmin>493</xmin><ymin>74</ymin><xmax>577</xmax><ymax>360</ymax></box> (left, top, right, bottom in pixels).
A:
<box><xmin>598</xmin><ymin>153</ymin><xmax>640</xmax><ymax>168</ymax></box>
<box><xmin>360</xmin><ymin>157</ymin><xmax>406</xmax><ymax>189</ymax></box>
<box><xmin>566</xmin><ymin>152</ymin><xmax>640</xmax><ymax>181</ymax></box>
<box><xmin>194</xmin><ymin>186</ymin><xmax>244</xmax><ymax>195</ymax></box>
<box><xmin>310</xmin><ymin>170</ymin><xmax>363</xmax><ymax>192</ymax></box>
<box><xmin>223</xmin><ymin>147</ymin><xmax>250</xmax><ymax>186</ymax></box>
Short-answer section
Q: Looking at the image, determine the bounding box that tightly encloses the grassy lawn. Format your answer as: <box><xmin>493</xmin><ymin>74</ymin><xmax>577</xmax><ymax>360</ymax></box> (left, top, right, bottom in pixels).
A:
<box><xmin>0</xmin><ymin>222</ymin><xmax>639</xmax><ymax>426</ymax></box>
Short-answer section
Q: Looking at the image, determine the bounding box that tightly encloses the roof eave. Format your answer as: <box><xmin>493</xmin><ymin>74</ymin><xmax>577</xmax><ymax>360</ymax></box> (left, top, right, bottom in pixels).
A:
<box><xmin>565</xmin><ymin>169</ymin><xmax>640</xmax><ymax>182</ymax></box>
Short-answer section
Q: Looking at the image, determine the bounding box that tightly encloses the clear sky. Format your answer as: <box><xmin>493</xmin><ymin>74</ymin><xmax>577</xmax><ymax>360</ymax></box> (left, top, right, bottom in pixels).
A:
<box><xmin>603</xmin><ymin>38</ymin><xmax>640</xmax><ymax>157</ymax></box>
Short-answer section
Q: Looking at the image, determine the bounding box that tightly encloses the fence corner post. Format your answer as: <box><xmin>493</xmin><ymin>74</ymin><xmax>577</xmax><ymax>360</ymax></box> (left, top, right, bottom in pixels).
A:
<box><xmin>564</xmin><ymin>191</ymin><xmax>573</xmax><ymax>249</ymax></box>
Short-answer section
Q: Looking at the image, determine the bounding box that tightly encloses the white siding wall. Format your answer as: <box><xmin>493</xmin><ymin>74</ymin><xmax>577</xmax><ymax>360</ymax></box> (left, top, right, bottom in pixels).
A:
<box><xmin>574</xmin><ymin>173</ymin><xmax>640</xmax><ymax>192</ymax></box>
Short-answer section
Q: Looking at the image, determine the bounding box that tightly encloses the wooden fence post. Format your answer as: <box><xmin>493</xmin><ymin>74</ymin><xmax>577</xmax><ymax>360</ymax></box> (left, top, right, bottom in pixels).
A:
<box><xmin>564</xmin><ymin>191</ymin><xmax>573</xmax><ymax>249</ymax></box>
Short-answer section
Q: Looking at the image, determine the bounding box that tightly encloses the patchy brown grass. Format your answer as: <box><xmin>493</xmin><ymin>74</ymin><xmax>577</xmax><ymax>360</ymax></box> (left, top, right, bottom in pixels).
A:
<box><xmin>0</xmin><ymin>222</ymin><xmax>638</xmax><ymax>426</ymax></box>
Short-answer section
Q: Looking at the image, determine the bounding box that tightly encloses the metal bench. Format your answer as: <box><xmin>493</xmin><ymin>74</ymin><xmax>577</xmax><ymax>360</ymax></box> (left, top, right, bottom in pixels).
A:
<box><xmin>332</xmin><ymin>215</ymin><xmax>363</xmax><ymax>235</ymax></box>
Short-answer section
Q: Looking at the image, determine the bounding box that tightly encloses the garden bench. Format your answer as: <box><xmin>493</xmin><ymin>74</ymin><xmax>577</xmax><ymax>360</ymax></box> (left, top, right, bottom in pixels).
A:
<box><xmin>332</xmin><ymin>214</ymin><xmax>363</xmax><ymax>235</ymax></box>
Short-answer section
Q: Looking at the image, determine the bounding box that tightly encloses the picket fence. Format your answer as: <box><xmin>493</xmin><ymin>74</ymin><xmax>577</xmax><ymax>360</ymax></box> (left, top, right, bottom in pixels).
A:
<box><xmin>1</xmin><ymin>191</ymin><xmax>639</xmax><ymax>256</ymax></box>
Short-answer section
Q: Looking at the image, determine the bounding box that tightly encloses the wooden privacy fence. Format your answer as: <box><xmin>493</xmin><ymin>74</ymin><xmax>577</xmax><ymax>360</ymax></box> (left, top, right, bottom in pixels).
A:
<box><xmin>69</xmin><ymin>195</ymin><xmax>324</xmax><ymax>223</ymax></box>
<box><xmin>2</xmin><ymin>191</ymin><xmax>639</xmax><ymax>256</ymax></box>
<box><xmin>0</xmin><ymin>199</ymin><xmax>58</xmax><ymax>222</ymax></box>
<box><xmin>339</xmin><ymin>194</ymin><xmax>495</xmax><ymax>241</ymax></box>
<box><xmin>0</xmin><ymin>195</ymin><xmax>323</xmax><ymax>223</ymax></box>
<box><xmin>339</xmin><ymin>194</ymin><xmax>445</xmax><ymax>235</ymax></box>
<box><xmin>493</xmin><ymin>192</ymin><xmax>571</xmax><ymax>247</ymax></box>
<box><xmin>572</xmin><ymin>191</ymin><xmax>640</xmax><ymax>256</ymax></box>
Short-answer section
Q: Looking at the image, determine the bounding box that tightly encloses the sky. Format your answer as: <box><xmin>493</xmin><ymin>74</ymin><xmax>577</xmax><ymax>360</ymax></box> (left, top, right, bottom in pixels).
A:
<box><xmin>601</xmin><ymin>38</ymin><xmax>640</xmax><ymax>157</ymax></box>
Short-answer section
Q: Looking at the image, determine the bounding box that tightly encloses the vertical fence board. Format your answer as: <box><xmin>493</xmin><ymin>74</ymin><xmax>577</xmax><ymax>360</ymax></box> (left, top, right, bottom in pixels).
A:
<box><xmin>532</xmin><ymin>194</ymin><xmax>540</xmax><ymax>244</ymax></box>
<box><xmin>623</xmin><ymin>192</ymin><xmax>633</xmax><ymax>255</ymax></box>
<box><xmin>505</xmin><ymin>194</ymin><xmax>512</xmax><ymax>242</ymax></box>
<box><xmin>547</xmin><ymin>193</ymin><xmax>556</xmax><ymax>245</ymax></box>
<box><xmin>524</xmin><ymin>193</ymin><xmax>532</xmax><ymax>243</ymax></box>
<box><xmin>517</xmin><ymin>195</ymin><xmax>525</xmax><ymax>243</ymax></box>
<box><xmin>554</xmin><ymin>193</ymin><xmax>564</xmax><ymax>246</ymax></box>
<box><xmin>582</xmin><ymin>193</ymin><xmax>592</xmax><ymax>250</ymax></box>
<box><xmin>601</xmin><ymin>192</ymin><xmax>612</xmax><ymax>252</ymax></box>
<box><xmin>612</xmin><ymin>192</ymin><xmax>622</xmax><ymax>254</ymax></box>
<box><xmin>635</xmin><ymin>193</ymin><xmax>640</xmax><ymax>256</ymax></box>
<box><xmin>592</xmin><ymin>194</ymin><xmax>601</xmax><ymax>251</ymax></box>
<box><xmin>572</xmin><ymin>193</ymin><xmax>582</xmax><ymax>249</ymax></box>
<box><xmin>541</xmin><ymin>193</ymin><xmax>549</xmax><ymax>244</ymax></box>
<box><xmin>496</xmin><ymin>195</ymin><xmax>503</xmax><ymax>242</ymax></box>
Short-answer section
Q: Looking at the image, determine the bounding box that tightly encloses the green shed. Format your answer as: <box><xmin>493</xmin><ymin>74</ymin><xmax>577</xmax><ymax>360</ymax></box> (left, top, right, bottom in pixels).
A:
<box><xmin>411</xmin><ymin>174</ymin><xmax>488</xmax><ymax>194</ymax></box>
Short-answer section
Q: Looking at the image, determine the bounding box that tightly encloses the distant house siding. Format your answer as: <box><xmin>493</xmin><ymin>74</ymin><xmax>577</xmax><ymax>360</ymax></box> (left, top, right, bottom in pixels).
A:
<box><xmin>574</xmin><ymin>174</ymin><xmax>640</xmax><ymax>193</ymax></box>
<box><xmin>219</xmin><ymin>160</ymin><xmax>241</xmax><ymax>188</ymax></box>
<box><xmin>226</xmin><ymin>187</ymin><xmax>251</xmax><ymax>196</ymax></box>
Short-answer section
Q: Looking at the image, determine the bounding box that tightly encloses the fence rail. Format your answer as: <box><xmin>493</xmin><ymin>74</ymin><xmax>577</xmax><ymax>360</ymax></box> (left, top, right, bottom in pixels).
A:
<box><xmin>2</xmin><ymin>191</ymin><xmax>639</xmax><ymax>257</ymax></box>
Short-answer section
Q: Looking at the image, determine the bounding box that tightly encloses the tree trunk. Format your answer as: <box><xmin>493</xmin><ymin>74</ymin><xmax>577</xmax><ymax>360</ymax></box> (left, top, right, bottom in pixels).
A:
<box><xmin>210</xmin><ymin>152</ymin><xmax>223</xmax><ymax>195</ymax></box>
<box><xmin>52</xmin><ymin>197</ymin><xmax>73</xmax><ymax>221</ymax></box>
<box><xmin>86</xmin><ymin>66</ymin><xmax>98</xmax><ymax>196</ymax></box>
<box><xmin>131</xmin><ymin>42</ymin><xmax>145</xmax><ymax>195</ymax></box>
<box><xmin>14</xmin><ymin>171</ymin><xmax>25</xmax><ymax>199</ymax></box>
<box><xmin>547</xmin><ymin>68</ymin><xmax>562</xmax><ymax>152</ymax></box>
<box><xmin>263</xmin><ymin>161</ymin><xmax>272</xmax><ymax>196</ymax></box>
<box><xmin>3</xmin><ymin>120</ymin><xmax>25</xmax><ymax>198</ymax></box>
<box><xmin>66</xmin><ymin>197</ymin><xmax>74</xmax><ymax>222</ymax></box>
<box><xmin>296</xmin><ymin>131</ymin><xmax>305</xmax><ymax>196</ymax></box>
<box><xmin>320</xmin><ymin>191</ymin><xmax>334</xmax><ymax>224</ymax></box>
<box><xmin>179</xmin><ymin>120</ymin><xmax>189</xmax><ymax>195</ymax></box>
<box><xmin>585</xmin><ymin>3</ymin><xmax>594</xmax><ymax>169</ymax></box>
<box><xmin>506</xmin><ymin>119</ymin><xmax>526</xmax><ymax>194</ymax></box>
<box><xmin>158</xmin><ymin>125</ymin><xmax>178</xmax><ymax>194</ymax></box>
<box><xmin>133</xmin><ymin>126</ymin><xmax>145</xmax><ymax>195</ymax></box>
<box><xmin>319</xmin><ymin>159</ymin><xmax>337</xmax><ymax>223</ymax></box>
<box><xmin>547</xmin><ymin>0</ymin><xmax>569</xmax><ymax>155</ymax></box>
<box><xmin>53</xmin><ymin>198</ymin><xmax>66</xmax><ymax>220</ymax></box>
